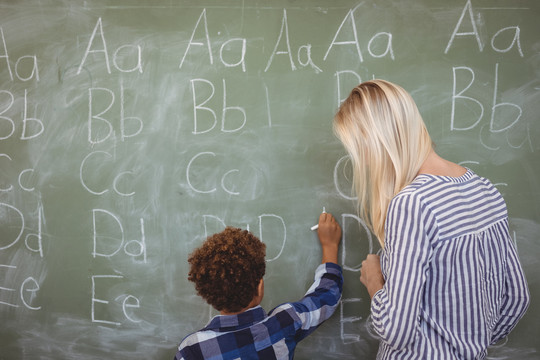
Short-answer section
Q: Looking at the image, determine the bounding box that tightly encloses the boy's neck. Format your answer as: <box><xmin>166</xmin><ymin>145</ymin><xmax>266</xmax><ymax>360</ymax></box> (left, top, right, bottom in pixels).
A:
<box><xmin>220</xmin><ymin>279</ymin><xmax>264</xmax><ymax>315</ymax></box>
<box><xmin>220</xmin><ymin>299</ymin><xmax>261</xmax><ymax>316</ymax></box>
<box><xmin>220</xmin><ymin>304</ymin><xmax>257</xmax><ymax>316</ymax></box>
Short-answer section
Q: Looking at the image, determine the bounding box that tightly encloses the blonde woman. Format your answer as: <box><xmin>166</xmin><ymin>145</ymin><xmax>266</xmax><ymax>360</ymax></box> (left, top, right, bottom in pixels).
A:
<box><xmin>333</xmin><ymin>79</ymin><xmax>530</xmax><ymax>359</ymax></box>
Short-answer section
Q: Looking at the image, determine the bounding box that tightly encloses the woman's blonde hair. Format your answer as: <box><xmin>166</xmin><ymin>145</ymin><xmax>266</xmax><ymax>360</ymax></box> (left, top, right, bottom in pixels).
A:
<box><xmin>333</xmin><ymin>80</ymin><xmax>432</xmax><ymax>246</ymax></box>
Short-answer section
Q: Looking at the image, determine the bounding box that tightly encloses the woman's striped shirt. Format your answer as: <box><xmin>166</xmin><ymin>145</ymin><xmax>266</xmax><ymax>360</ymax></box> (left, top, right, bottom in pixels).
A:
<box><xmin>371</xmin><ymin>169</ymin><xmax>530</xmax><ymax>359</ymax></box>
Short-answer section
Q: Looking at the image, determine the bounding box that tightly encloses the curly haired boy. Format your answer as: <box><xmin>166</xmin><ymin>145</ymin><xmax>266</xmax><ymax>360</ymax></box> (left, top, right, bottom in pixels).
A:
<box><xmin>175</xmin><ymin>212</ymin><xmax>343</xmax><ymax>360</ymax></box>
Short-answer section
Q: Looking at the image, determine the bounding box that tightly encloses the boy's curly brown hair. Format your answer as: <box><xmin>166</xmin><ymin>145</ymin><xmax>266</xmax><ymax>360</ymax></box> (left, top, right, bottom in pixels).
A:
<box><xmin>188</xmin><ymin>227</ymin><xmax>266</xmax><ymax>313</ymax></box>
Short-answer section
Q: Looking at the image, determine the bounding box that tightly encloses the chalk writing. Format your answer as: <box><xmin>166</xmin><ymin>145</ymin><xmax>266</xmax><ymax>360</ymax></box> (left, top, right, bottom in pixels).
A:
<box><xmin>186</xmin><ymin>152</ymin><xmax>241</xmax><ymax>195</ymax></box>
<box><xmin>190</xmin><ymin>78</ymin><xmax>249</xmax><ymax>134</ymax></box>
<box><xmin>340</xmin><ymin>297</ymin><xmax>363</xmax><ymax>344</ymax></box>
<box><xmin>24</xmin><ymin>204</ymin><xmax>44</xmax><ymax>258</ymax></box>
<box><xmin>451</xmin><ymin>64</ymin><xmax>522</xmax><ymax>135</ymax></box>
<box><xmin>258</xmin><ymin>214</ymin><xmax>286</xmax><ymax>262</ymax></box>
<box><xmin>445</xmin><ymin>0</ymin><xmax>524</xmax><ymax>56</ymax></box>
<box><xmin>78</xmin><ymin>18</ymin><xmax>143</xmax><ymax>75</ymax></box>
<box><xmin>179</xmin><ymin>9</ymin><xmax>248</xmax><ymax>71</ymax></box>
<box><xmin>0</xmin><ymin>265</ymin><xmax>41</xmax><ymax>310</ymax></box>
<box><xmin>445</xmin><ymin>0</ymin><xmax>483</xmax><ymax>53</ymax></box>
<box><xmin>88</xmin><ymin>83</ymin><xmax>143</xmax><ymax>144</ymax></box>
<box><xmin>80</xmin><ymin>151</ymin><xmax>135</xmax><ymax>196</ymax></box>
<box><xmin>0</xmin><ymin>156</ymin><xmax>35</xmax><ymax>193</ymax></box>
<box><xmin>220</xmin><ymin>38</ymin><xmax>247</xmax><ymax>72</ymax></box>
<box><xmin>324</xmin><ymin>7</ymin><xmax>395</xmax><ymax>63</ymax></box>
<box><xmin>91</xmin><ymin>274</ymin><xmax>141</xmax><ymax>325</ymax></box>
<box><xmin>0</xmin><ymin>264</ymin><xmax>17</xmax><ymax>307</ymax></box>
<box><xmin>0</xmin><ymin>203</ymin><xmax>24</xmax><ymax>250</ymax></box>
<box><xmin>341</xmin><ymin>214</ymin><xmax>374</xmax><ymax>272</ymax></box>
<box><xmin>0</xmin><ymin>89</ymin><xmax>43</xmax><ymax>140</ymax></box>
<box><xmin>92</xmin><ymin>209</ymin><xmax>146</xmax><ymax>263</ymax></box>
<box><xmin>324</xmin><ymin>8</ymin><xmax>363</xmax><ymax>63</ymax></box>
<box><xmin>0</xmin><ymin>27</ymin><xmax>40</xmax><ymax>81</ymax></box>
<box><xmin>334</xmin><ymin>155</ymin><xmax>356</xmax><ymax>201</ymax></box>
<box><xmin>179</xmin><ymin>9</ymin><xmax>213</xmax><ymax>69</ymax></box>
<box><xmin>490</xmin><ymin>63</ymin><xmax>522</xmax><ymax>133</ymax></box>
<box><xmin>265</xmin><ymin>9</ymin><xmax>297</xmax><ymax>72</ymax></box>
<box><xmin>264</xmin><ymin>84</ymin><xmax>272</xmax><ymax>127</ymax></box>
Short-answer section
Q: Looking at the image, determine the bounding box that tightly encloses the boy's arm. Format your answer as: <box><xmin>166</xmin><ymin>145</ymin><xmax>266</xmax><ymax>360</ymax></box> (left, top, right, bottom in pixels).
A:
<box><xmin>286</xmin><ymin>262</ymin><xmax>342</xmax><ymax>341</ymax></box>
<box><xmin>317</xmin><ymin>212</ymin><xmax>341</xmax><ymax>264</ymax></box>
<box><xmin>267</xmin><ymin>213</ymin><xmax>343</xmax><ymax>341</ymax></box>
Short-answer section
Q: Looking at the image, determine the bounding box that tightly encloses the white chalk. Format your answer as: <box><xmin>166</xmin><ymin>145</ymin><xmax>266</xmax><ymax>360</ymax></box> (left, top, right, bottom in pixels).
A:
<box><xmin>311</xmin><ymin>207</ymin><xmax>327</xmax><ymax>231</ymax></box>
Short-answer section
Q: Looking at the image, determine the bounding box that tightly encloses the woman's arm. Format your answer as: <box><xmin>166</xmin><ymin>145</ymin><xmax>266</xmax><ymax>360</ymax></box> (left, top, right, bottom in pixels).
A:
<box><xmin>369</xmin><ymin>192</ymin><xmax>431</xmax><ymax>350</ymax></box>
<box><xmin>491</xmin><ymin>236</ymin><xmax>530</xmax><ymax>343</ymax></box>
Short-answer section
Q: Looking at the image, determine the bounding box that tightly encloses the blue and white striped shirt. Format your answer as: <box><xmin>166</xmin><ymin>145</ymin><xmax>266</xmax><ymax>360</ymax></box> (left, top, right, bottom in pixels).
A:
<box><xmin>175</xmin><ymin>262</ymin><xmax>343</xmax><ymax>360</ymax></box>
<box><xmin>371</xmin><ymin>169</ymin><xmax>530</xmax><ymax>359</ymax></box>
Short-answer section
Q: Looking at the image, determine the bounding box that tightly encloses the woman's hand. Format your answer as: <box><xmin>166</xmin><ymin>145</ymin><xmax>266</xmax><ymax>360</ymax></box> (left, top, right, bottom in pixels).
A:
<box><xmin>360</xmin><ymin>254</ymin><xmax>384</xmax><ymax>298</ymax></box>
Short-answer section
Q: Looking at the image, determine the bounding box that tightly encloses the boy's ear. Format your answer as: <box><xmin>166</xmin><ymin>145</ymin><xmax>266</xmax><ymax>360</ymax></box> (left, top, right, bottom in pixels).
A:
<box><xmin>257</xmin><ymin>278</ymin><xmax>264</xmax><ymax>300</ymax></box>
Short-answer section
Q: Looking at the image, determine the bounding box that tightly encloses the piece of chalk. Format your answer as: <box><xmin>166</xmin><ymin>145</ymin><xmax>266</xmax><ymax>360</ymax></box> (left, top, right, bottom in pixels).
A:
<box><xmin>311</xmin><ymin>207</ymin><xmax>326</xmax><ymax>230</ymax></box>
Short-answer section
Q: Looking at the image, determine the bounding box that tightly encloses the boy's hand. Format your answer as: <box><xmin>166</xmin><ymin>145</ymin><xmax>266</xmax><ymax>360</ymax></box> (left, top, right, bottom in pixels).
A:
<box><xmin>317</xmin><ymin>212</ymin><xmax>341</xmax><ymax>264</ymax></box>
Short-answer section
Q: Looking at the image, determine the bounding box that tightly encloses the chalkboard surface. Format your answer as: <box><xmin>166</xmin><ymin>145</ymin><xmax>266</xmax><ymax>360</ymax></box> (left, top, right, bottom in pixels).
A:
<box><xmin>1</xmin><ymin>1</ymin><xmax>539</xmax><ymax>359</ymax></box>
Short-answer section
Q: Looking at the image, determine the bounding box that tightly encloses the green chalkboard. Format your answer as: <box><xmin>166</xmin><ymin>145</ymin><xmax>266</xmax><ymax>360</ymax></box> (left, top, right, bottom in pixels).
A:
<box><xmin>1</xmin><ymin>0</ymin><xmax>539</xmax><ymax>359</ymax></box>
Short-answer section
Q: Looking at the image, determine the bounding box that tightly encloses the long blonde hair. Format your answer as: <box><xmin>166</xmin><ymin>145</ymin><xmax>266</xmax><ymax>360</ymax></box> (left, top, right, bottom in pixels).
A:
<box><xmin>333</xmin><ymin>80</ymin><xmax>432</xmax><ymax>246</ymax></box>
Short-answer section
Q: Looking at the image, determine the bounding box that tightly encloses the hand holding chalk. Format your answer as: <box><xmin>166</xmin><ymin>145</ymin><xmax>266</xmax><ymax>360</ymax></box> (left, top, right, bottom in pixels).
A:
<box><xmin>311</xmin><ymin>207</ymin><xmax>326</xmax><ymax>230</ymax></box>
<box><xmin>315</xmin><ymin>210</ymin><xmax>342</xmax><ymax>264</ymax></box>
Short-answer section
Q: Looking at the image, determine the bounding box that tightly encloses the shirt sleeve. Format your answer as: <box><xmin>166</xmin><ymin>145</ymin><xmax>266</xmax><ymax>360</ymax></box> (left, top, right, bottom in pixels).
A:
<box><xmin>269</xmin><ymin>262</ymin><xmax>343</xmax><ymax>342</ymax></box>
<box><xmin>491</xmin><ymin>237</ymin><xmax>530</xmax><ymax>344</ymax></box>
<box><xmin>370</xmin><ymin>192</ymin><xmax>432</xmax><ymax>351</ymax></box>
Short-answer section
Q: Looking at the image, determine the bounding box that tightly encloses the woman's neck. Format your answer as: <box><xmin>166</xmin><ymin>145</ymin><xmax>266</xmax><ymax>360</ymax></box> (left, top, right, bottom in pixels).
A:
<box><xmin>417</xmin><ymin>150</ymin><xmax>467</xmax><ymax>178</ymax></box>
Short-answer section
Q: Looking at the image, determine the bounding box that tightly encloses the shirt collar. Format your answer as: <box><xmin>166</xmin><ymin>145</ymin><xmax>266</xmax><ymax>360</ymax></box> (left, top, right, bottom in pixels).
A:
<box><xmin>203</xmin><ymin>305</ymin><xmax>267</xmax><ymax>332</ymax></box>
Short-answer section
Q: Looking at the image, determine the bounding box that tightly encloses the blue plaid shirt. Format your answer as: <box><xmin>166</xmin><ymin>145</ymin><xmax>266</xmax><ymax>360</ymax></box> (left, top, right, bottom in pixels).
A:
<box><xmin>175</xmin><ymin>262</ymin><xmax>343</xmax><ymax>360</ymax></box>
